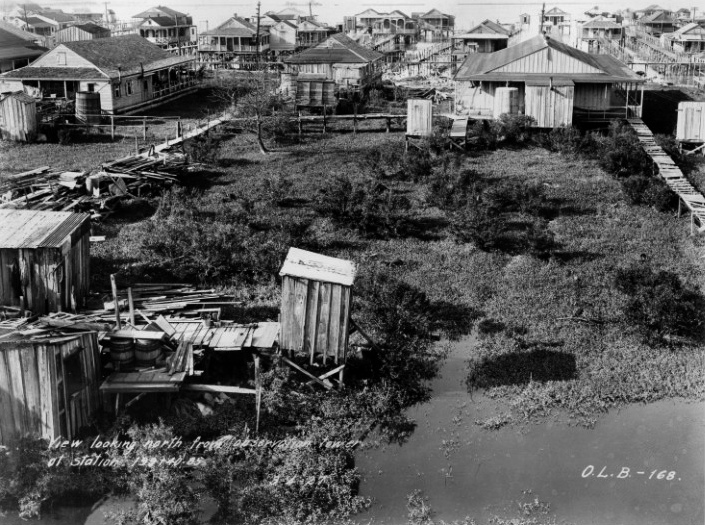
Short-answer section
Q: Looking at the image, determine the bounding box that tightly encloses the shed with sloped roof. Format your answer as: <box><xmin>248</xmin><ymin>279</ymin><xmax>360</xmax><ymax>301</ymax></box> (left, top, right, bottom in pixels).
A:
<box><xmin>0</xmin><ymin>210</ymin><xmax>91</xmax><ymax>315</ymax></box>
<box><xmin>453</xmin><ymin>34</ymin><xmax>645</xmax><ymax>126</ymax></box>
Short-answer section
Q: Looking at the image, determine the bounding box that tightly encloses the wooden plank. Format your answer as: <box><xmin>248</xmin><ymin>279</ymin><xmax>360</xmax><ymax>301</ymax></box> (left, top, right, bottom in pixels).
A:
<box><xmin>6</xmin><ymin>349</ymin><xmax>27</xmax><ymax>436</ymax></box>
<box><xmin>19</xmin><ymin>345</ymin><xmax>41</xmax><ymax>435</ymax></box>
<box><xmin>182</xmin><ymin>384</ymin><xmax>257</xmax><ymax>395</ymax></box>
<box><xmin>293</xmin><ymin>277</ymin><xmax>309</xmax><ymax>353</ymax></box>
<box><xmin>304</xmin><ymin>280</ymin><xmax>319</xmax><ymax>362</ymax></box>
<box><xmin>111</xmin><ymin>330</ymin><xmax>165</xmax><ymax>340</ymax></box>
<box><xmin>281</xmin><ymin>356</ymin><xmax>332</xmax><ymax>390</ymax></box>
<box><xmin>316</xmin><ymin>282</ymin><xmax>331</xmax><ymax>362</ymax></box>
<box><xmin>0</xmin><ymin>350</ymin><xmax>18</xmax><ymax>443</ymax></box>
<box><xmin>328</xmin><ymin>286</ymin><xmax>342</xmax><ymax>364</ymax></box>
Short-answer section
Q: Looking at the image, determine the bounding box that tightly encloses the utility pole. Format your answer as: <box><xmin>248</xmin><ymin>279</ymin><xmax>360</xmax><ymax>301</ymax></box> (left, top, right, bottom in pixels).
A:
<box><xmin>539</xmin><ymin>2</ymin><xmax>545</xmax><ymax>34</ymax></box>
<box><xmin>104</xmin><ymin>1</ymin><xmax>109</xmax><ymax>25</ymax></box>
<box><xmin>254</xmin><ymin>0</ymin><xmax>261</xmax><ymax>68</ymax></box>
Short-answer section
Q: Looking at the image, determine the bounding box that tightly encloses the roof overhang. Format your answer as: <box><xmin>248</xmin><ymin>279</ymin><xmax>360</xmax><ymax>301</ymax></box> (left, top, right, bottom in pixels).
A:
<box><xmin>457</xmin><ymin>74</ymin><xmax>645</xmax><ymax>84</ymax></box>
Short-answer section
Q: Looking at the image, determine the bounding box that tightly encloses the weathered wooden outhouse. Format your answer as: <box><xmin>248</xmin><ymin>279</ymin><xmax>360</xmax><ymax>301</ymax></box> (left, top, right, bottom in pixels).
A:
<box><xmin>279</xmin><ymin>248</ymin><xmax>356</xmax><ymax>364</ymax></box>
<box><xmin>676</xmin><ymin>102</ymin><xmax>705</xmax><ymax>144</ymax></box>
<box><xmin>0</xmin><ymin>332</ymin><xmax>102</xmax><ymax>444</ymax></box>
<box><xmin>406</xmin><ymin>99</ymin><xmax>433</xmax><ymax>137</ymax></box>
<box><xmin>0</xmin><ymin>91</ymin><xmax>37</xmax><ymax>142</ymax></box>
<box><xmin>0</xmin><ymin>210</ymin><xmax>91</xmax><ymax>315</ymax></box>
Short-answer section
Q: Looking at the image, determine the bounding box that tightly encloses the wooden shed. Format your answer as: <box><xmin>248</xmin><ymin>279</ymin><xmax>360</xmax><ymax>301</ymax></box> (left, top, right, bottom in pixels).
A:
<box><xmin>676</xmin><ymin>102</ymin><xmax>705</xmax><ymax>143</ymax></box>
<box><xmin>0</xmin><ymin>91</ymin><xmax>37</xmax><ymax>142</ymax></box>
<box><xmin>0</xmin><ymin>210</ymin><xmax>91</xmax><ymax>315</ymax></box>
<box><xmin>279</xmin><ymin>248</ymin><xmax>356</xmax><ymax>364</ymax></box>
<box><xmin>0</xmin><ymin>332</ymin><xmax>101</xmax><ymax>445</ymax></box>
<box><xmin>407</xmin><ymin>98</ymin><xmax>433</xmax><ymax>137</ymax></box>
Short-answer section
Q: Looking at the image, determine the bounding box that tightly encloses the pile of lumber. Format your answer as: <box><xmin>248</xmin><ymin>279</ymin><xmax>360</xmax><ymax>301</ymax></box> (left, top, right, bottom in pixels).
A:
<box><xmin>0</xmin><ymin>147</ymin><xmax>187</xmax><ymax>219</ymax></box>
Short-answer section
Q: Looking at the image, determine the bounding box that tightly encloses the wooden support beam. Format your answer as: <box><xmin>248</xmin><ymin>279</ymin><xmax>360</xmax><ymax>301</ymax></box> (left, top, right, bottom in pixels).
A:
<box><xmin>128</xmin><ymin>287</ymin><xmax>135</xmax><ymax>326</ymax></box>
<box><xmin>110</xmin><ymin>274</ymin><xmax>121</xmax><ymax>330</ymax></box>
<box><xmin>255</xmin><ymin>355</ymin><xmax>261</xmax><ymax>434</ymax></box>
<box><xmin>350</xmin><ymin>318</ymin><xmax>382</xmax><ymax>352</ymax></box>
<box><xmin>182</xmin><ymin>384</ymin><xmax>257</xmax><ymax>395</ymax></box>
<box><xmin>281</xmin><ymin>356</ymin><xmax>333</xmax><ymax>390</ymax></box>
<box><xmin>305</xmin><ymin>364</ymin><xmax>345</xmax><ymax>387</ymax></box>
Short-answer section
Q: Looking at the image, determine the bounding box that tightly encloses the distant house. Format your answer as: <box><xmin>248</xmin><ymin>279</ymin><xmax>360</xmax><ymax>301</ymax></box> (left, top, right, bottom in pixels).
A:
<box><xmin>197</xmin><ymin>14</ymin><xmax>270</xmax><ymax>68</ymax></box>
<box><xmin>353</xmin><ymin>8</ymin><xmax>418</xmax><ymax>44</ymax></box>
<box><xmin>637</xmin><ymin>11</ymin><xmax>676</xmax><ymax>36</ymax></box>
<box><xmin>0</xmin><ymin>25</ymin><xmax>47</xmax><ymax>72</ymax></box>
<box><xmin>579</xmin><ymin>17</ymin><xmax>624</xmax><ymax>52</ymax></box>
<box><xmin>269</xmin><ymin>19</ymin><xmax>298</xmax><ymax>55</ymax></box>
<box><xmin>453</xmin><ymin>19</ymin><xmax>511</xmax><ymax>54</ymax></box>
<box><xmin>54</xmin><ymin>23</ymin><xmax>111</xmax><ymax>45</ymax></box>
<box><xmin>0</xmin><ymin>35</ymin><xmax>197</xmax><ymax>115</ymax></box>
<box><xmin>132</xmin><ymin>6</ymin><xmax>197</xmax><ymax>55</ymax></box>
<box><xmin>453</xmin><ymin>34</ymin><xmax>645</xmax><ymax>127</ymax></box>
<box><xmin>661</xmin><ymin>23</ymin><xmax>705</xmax><ymax>53</ymax></box>
<box><xmin>283</xmin><ymin>33</ymin><xmax>383</xmax><ymax>98</ymax></box>
<box><xmin>416</xmin><ymin>9</ymin><xmax>454</xmax><ymax>41</ymax></box>
<box><xmin>542</xmin><ymin>7</ymin><xmax>571</xmax><ymax>39</ymax></box>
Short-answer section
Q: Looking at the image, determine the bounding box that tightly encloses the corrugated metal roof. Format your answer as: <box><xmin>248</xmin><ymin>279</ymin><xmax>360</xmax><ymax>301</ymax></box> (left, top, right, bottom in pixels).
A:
<box><xmin>0</xmin><ymin>210</ymin><xmax>89</xmax><ymax>249</ymax></box>
<box><xmin>454</xmin><ymin>35</ymin><xmax>642</xmax><ymax>83</ymax></box>
<box><xmin>280</xmin><ymin>247</ymin><xmax>356</xmax><ymax>286</ymax></box>
<box><xmin>284</xmin><ymin>33</ymin><xmax>382</xmax><ymax>64</ymax></box>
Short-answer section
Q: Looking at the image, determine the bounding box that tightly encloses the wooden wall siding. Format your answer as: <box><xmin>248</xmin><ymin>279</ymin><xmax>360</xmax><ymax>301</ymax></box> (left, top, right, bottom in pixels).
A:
<box><xmin>280</xmin><ymin>276</ymin><xmax>350</xmax><ymax>363</ymax></box>
<box><xmin>0</xmin><ymin>95</ymin><xmax>37</xmax><ymax>142</ymax></box>
<box><xmin>32</xmin><ymin>46</ymin><xmax>95</xmax><ymax>69</ymax></box>
<box><xmin>492</xmin><ymin>48</ymin><xmax>603</xmax><ymax>75</ymax></box>
<box><xmin>676</xmin><ymin>102</ymin><xmax>705</xmax><ymax>141</ymax></box>
<box><xmin>55</xmin><ymin>27</ymin><xmax>110</xmax><ymax>43</ymax></box>
<box><xmin>0</xmin><ymin>234</ymin><xmax>90</xmax><ymax>314</ymax></box>
<box><xmin>573</xmin><ymin>83</ymin><xmax>611</xmax><ymax>110</ymax></box>
<box><xmin>525</xmin><ymin>85</ymin><xmax>574</xmax><ymax>127</ymax></box>
<box><xmin>407</xmin><ymin>99</ymin><xmax>433</xmax><ymax>136</ymax></box>
<box><xmin>456</xmin><ymin>81</ymin><xmax>526</xmax><ymax>115</ymax></box>
<box><xmin>0</xmin><ymin>333</ymin><xmax>101</xmax><ymax>445</ymax></box>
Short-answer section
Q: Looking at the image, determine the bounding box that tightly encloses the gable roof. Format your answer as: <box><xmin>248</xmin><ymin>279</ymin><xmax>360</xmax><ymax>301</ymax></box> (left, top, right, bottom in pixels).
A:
<box><xmin>545</xmin><ymin>7</ymin><xmax>568</xmax><ymax>15</ymax></box>
<box><xmin>639</xmin><ymin>11</ymin><xmax>673</xmax><ymax>23</ymax></box>
<box><xmin>467</xmin><ymin>19</ymin><xmax>510</xmax><ymax>35</ymax></box>
<box><xmin>284</xmin><ymin>33</ymin><xmax>382</xmax><ymax>64</ymax></box>
<box><xmin>355</xmin><ymin>9</ymin><xmax>382</xmax><ymax>18</ymax></box>
<box><xmin>0</xmin><ymin>27</ymin><xmax>46</xmax><ymax>60</ymax></box>
<box><xmin>37</xmin><ymin>11</ymin><xmax>75</xmax><ymax>23</ymax></box>
<box><xmin>133</xmin><ymin>5</ymin><xmax>188</xmax><ymax>19</ymax></box>
<box><xmin>673</xmin><ymin>22</ymin><xmax>705</xmax><ymax>36</ymax></box>
<box><xmin>454</xmin><ymin>34</ymin><xmax>643</xmax><ymax>83</ymax></box>
<box><xmin>0</xmin><ymin>20</ymin><xmax>39</xmax><ymax>41</ymax></box>
<box><xmin>202</xmin><ymin>15</ymin><xmax>267</xmax><ymax>37</ymax></box>
<box><xmin>61</xmin><ymin>22</ymin><xmax>110</xmax><ymax>35</ymax></box>
<box><xmin>139</xmin><ymin>16</ymin><xmax>180</xmax><ymax>27</ymax></box>
<box><xmin>419</xmin><ymin>9</ymin><xmax>451</xmax><ymax>19</ymax></box>
<box><xmin>582</xmin><ymin>18</ymin><xmax>622</xmax><ymax>29</ymax></box>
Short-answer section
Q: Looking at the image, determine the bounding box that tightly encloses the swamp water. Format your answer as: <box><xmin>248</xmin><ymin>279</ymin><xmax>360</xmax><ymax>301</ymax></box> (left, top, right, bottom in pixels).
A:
<box><xmin>355</xmin><ymin>336</ymin><xmax>705</xmax><ymax>524</ymax></box>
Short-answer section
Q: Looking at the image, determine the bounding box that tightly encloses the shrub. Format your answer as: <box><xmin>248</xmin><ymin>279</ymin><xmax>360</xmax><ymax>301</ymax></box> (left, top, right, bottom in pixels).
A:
<box><xmin>597</xmin><ymin>121</ymin><xmax>653</xmax><ymax>178</ymax></box>
<box><xmin>451</xmin><ymin>205</ymin><xmax>507</xmax><ymax>251</ymax></box>
<box><xmin>615</xmin><ymin>263</ymin><xmax>705</xmax><ymax>343</ymax></box>
<box><xmin>489</xmin><ymin>114</ymin><xmax>536</xmax><ymax>145</ymax></box>
<box><xmin>427</xmin><ymin>166</ymin><xmax>483</xmax><ymax>210</ymax></box>
<box><xmin>621</xmin><ymin>176</ymin><xmax>676</xmax><ymax>211</ymax></box>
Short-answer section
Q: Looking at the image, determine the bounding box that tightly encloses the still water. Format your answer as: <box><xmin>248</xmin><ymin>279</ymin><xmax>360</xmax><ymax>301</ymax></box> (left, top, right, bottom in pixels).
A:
<box><xmin>355</xmin><ymin>337</ymin><xmax>705</xmax><ymax>525</ymax></box>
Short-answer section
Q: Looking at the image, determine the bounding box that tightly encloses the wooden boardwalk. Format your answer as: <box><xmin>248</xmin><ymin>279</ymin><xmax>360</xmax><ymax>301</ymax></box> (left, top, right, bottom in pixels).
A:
<box><xmin>627</xmin><ymin>118</ymin><xmax>705</xmax><ymax>233</ymax></box>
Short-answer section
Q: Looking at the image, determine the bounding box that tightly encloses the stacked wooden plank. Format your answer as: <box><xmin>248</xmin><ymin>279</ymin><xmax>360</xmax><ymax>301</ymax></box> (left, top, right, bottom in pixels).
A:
<box><xmin>627</xmin><ymin>118</ymin><xmax>705</xmax><ymax>232</ymax></box>
<box><xmin>1</xmin><ymin>149</ymin><xmax>187</xmax><ymax>219</ymax></box>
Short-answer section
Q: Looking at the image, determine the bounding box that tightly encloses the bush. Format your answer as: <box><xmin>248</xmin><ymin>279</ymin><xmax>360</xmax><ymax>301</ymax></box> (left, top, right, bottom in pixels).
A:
<box><xmin>597</xmin><ymin>121</ymin><xmax>653</xmax><ymax>178</ymax></box>
<box><xmin>489</xmin><ymin>114</ymin><xmax>536</xmax><ymax>145</ymax></box>
<box><xmin>451</xmin><ymin>205</ymin><xmax>507</xmax><ymax>251</ymax></box>
<box><xmin>621</xmin><ymin>176</ymin><xmax>676</xmax><ymax>211</ymax></box>
<box><xmin>615</xmin><ymin>263</ymin><xmax>705</xmax><ymax>343</ymax></box>
<box><xmin>427</xmin><ymin>166</ymin><xmax>483</xmax><ymax>210</ymax></box>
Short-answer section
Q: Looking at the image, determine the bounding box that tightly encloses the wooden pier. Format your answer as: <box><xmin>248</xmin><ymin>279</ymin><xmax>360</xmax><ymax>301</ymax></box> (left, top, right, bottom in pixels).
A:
<box><xmin>627</xmin><ymin>118</ymin><xmax>705</xmax><ymax>233</ymax></box>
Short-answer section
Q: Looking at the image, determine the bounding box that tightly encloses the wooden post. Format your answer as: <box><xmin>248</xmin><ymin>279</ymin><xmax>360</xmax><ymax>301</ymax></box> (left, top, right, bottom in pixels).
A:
<box><xmin>128</xmin><ymin>287</ymin><xmax>135</xmax><ymax>326</ymax></box>
<box><xmin>322</xmin><ymin>105</ymin><xmax>327</xmax><ymax>133</ymax></box>
<box><xmin>691</xmin><ymin>211</ymin><xmax>695</xmax><ymax>235</ymax></box>
<box><xmin>338</xmin><ymin>365</ymin><xmax>344</xmax><ymax>390</ymax></box>
<box><xmin>254</xmin><ymin>354</ymin><xmax>261</xmax><ymax>434</ymax></box>
<box><xmin>143</xmin><ymin>117</ymin><xmax>147</xmax><ymax>140</ymax></box>
<box><xmin>110</xmin><ymin>274</ymin><xmax>121</xmax><ymax>330</ymax></box>
<box><xmin>110</xmin><ymin>115</ymin><xmax>115</xmax><ymax>140</ymax></box>
<box><xmin>386</xmin><ymin>117</ymin><xmax>391</xmax><ymax>133</ymax></box>
<box><xmin>678</xmin><ymin>197</ymin><xmax>682</xmax><ymax>217</ymax></box>
<box><xmin>298</xmin><ymin>111</ymin><xmax>302</xmax><ymax>135</ymax></box>
<box><xmin>353</xmin><ymin>104</ymin><xmax>358</xmax><ymax>134</ymax></box>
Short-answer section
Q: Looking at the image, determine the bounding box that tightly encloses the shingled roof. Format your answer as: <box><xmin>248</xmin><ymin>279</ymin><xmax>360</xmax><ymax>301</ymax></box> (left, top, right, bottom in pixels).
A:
<box><xmin>0</xmin><ymin>26</ymin><xmax>46</xmax><ymax>61</ymax></box>
<box><xmin>284</xmin><ymin>33</ymin><xmax>382</xmax><ymax>64</ymax></box>
<box><xmin>455</xmin><ymin>34</ymin><xmax>642</xmax><ymax>83</ymax></box>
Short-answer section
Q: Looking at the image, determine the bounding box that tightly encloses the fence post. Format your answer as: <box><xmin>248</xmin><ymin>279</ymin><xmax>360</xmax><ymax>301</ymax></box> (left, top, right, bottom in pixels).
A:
<box><xmin>143</xmin><ymin>117</ymin><xmax>147</xmax><ymax>140</ymax></box>
<box><xmin>298</xmin><ymin>111</ymin><xmax>302</xmax><ymax>135</ymax></box>
<box><xmin>110</xmin><ymin>115</ymin><xmax>115</xmax><ymax>140</ymax></box>
<box><xmin>322</xmin><ymin>105</ymin><xmax>327</xmax><ymax>134</ymax></box>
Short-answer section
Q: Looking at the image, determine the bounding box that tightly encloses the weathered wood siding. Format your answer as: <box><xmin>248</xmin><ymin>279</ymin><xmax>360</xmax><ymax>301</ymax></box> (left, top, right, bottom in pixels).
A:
<box><xmin>0</xmin><ymin>95</ymin><xmax>37</xmax><ymax>142</ymax></box>
<box><xmin>0</xmin><ymin>332</ymin><xmax>101</xmax><ymax>445</ymax></box>
<box><xmin>573</xmin><ymin>83</ymin><xmax>611</xmax><ymax>110</ymax></box>
<box><xmin>54</xmin><ymin>26</ymin><xmax>111</xmax><ymax>44</ymax></box>
<box><xmin>525</xmin><ymin>84</ymin><xmax>574</xmax><ymax>127</ymax></box>
<box><xmin>0</xmin><ymin>218</ymin><xmax>90</xmax><ymax>314</ymax></box>
<box><xmin>492</xmin><ymin>47</ymin><xmax>603</xmax><ymax>75</ymax></box>
<box><xmin>31</xmin><ymin>45</ymin><xmax>95</xmax><ymax>68</ymax></box>
<box><xmin>280</xmin><ymin>276</ymin><xmax>351</xmax><ymax>363</ymax></box>
<box><xmin>407</xmin><ymin>98</ymin><xmax>433</xmax><ymax>136</ymax></box>
<box><xmin>456</xmin><ymin>81</ymin><xmax>525</xmax><ymax>116</ymax></box>
<box><xmin>676</xmin><ymin>102</ymin><xmax>705</xmax><ymax>141</ymax></box>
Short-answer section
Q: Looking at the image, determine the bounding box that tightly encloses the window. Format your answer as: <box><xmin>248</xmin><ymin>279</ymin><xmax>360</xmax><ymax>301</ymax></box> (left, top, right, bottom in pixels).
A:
<box><xmin>87</xmin><ymin>83</ymin><xmax>95</xmax><ymax>92</ymax></box>
<box><xmin>125</xmin><ymin>80</ymin><xmax>133</xmax><ymax>95</ymax></box>
<box><xmin>113</xmin><ymin>83</ymin><xmax>121</xmax><ymax>98</ymax></box>
<box><xmin>57</xmin><ymin>52</ymin><xmax>66</xmax><ymax>65</ymax></box>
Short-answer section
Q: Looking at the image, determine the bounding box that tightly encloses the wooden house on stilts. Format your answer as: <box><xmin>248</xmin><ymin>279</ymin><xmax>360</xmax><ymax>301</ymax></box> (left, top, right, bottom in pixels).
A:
<box><xmin>453</xmin><ymin>34</ymin><xmax>645</xmax><ymax>126</ymax></box>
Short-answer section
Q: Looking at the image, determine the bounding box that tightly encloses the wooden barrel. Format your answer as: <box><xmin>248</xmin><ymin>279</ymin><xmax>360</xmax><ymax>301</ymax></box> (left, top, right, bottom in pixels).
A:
<box><xmin>75</xmin><ymin>91</ymin><xmax>101</xmax><ymax>125</ymax></box>
<box><xmin>110</xmin><ymin>338</ymin><xmax>134</xmax><ymax>370</ymax></box>
<box><xmin>134</xmin><ymin>339</ymin><xmax>162</xmax><ymax>366</ymax></box>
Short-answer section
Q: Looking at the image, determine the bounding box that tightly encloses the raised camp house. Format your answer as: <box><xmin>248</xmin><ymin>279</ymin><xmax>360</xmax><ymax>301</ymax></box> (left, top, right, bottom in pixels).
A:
<box><xmin>198</xmin><ymin>15</ymin><xmax>270</xmax><ymax>68</ymax></box>
<box><xmin>416</xmin><ymin>9</ymin><xmax>454</xmax><ymax>41</ymax></box>
<box><xmin>636</xmin><ymin>11</ymin><xmax>676</xmax><ymax>36</ymax></box>
<box><xmin>579</xmin><ymin>17</ymin><xmax>624</xmax><ymax>53</ymax></box>
<box><xmin>542</xmin><ymin>7</ymin><xmax>571</xmax><ymax>39</ymax></box>
<box><xmin>133</xmin><ymin>6</ymin><xmax>198</xmax><ymax>54</ymax></box>
<box><xmin>453</xmin><ymin>19</ymin><xmax>512</xmax><ymax>54</ymax></box>
<box><xmin>453</xmin><ymin>34</ymin><xmax>645</xmax><ymax>127</ymax></box>
<box><xmin>283</xmin><ymin>33</ymin><xmax>383</xmax><ymax>96</ymax></box>
<box><xmin>0</xmin><ymin>35</ymin><xmax>197</xmax><ymax>115</ymax></box>
<box><xmin>0</xmin><ymin>24</ymin><xmax>47</xmax><ymax>73</ymax></box>
<box><xmin>661</xmin><ymin>23</ymin><xmax>705</xmax><ymax>54</ymax></box>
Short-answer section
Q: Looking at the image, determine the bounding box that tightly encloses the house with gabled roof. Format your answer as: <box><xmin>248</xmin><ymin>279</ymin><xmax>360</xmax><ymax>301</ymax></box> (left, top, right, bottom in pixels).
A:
<box><xmin>416</xmin><ymin>9</ymin><xmax>454</xmax><ymax>41</ymax></box>
<box><xmin>353</xmin><ymin>8</ymin><xmax>418</xmax><ymax>44</ymax></box>
<box><xmin>579</xmin><ymin>16</ymin><xmax>624</xmax><ymax>51</ymax></box>
<box><xmin>0</xmin><ymin>24</ymin><xmax>47</xmax><ymax>73</ymax></box>
<box><xmin>542</xmin><ymin>7</ymin><xmax>571</xmax><ymax>38</ymax></box>
<box><xmin>283</xmin><ymin>33</ymin><xmax>383</xmax><ymax>96</ymax></box>
<box><xmin>0</xmin><ymin>34</ymin><xmax>197</xmax><ymax>114</ymax></box>
<box><xmin>636</xmin><ymin>10</ymin><xmax>676</xmax><ymax>36</ymax></box>
<box><xmin>661</xmin><ymin>22</ymin><xmax>705</xmax><ymax>53</ymax></box>
<box><xmin>453</xmin><ymin>34</ymin><xmax>645</xmax><ymax>127</ymax></box>
<box><xmin>54</xmin><ymin>22</ymin><xmax>111</xmax><ymax>45</ymax></box>
<box><xmin>132</xmin><ymin>5</ymin><xmax>197</xmax><ymax>54</ymax></box>
<box><xmin>197</xmin><ymin>14</ymin><xmax>270</xmax><ymax>68</ymax></box>
<box><xmin>453</xmin><ymin>19</ymin><xmax>512</xmax><ymax>54</ymax></box>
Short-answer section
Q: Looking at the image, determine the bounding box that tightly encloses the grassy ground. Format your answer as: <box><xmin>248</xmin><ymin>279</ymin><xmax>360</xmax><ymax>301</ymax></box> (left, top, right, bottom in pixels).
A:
<box><xmin>85</xmin><ymin>125</ymin><xmax>705</xmax><ymax>427</ymax></box>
